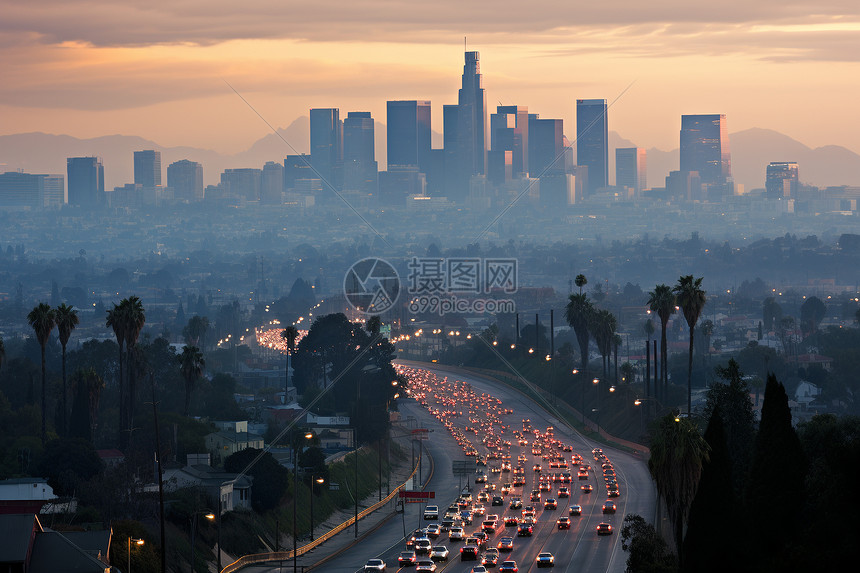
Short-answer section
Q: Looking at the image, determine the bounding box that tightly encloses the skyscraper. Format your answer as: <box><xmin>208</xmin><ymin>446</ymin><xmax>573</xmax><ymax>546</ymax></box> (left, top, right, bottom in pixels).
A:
<box><xmin>576</xmin><ymin>99</ymin><xmax>608</xmax><ymax>194</ymax></box>
<box><xmin>765</xmin><ymin>162</ymin><xmax>799</xmax><ymax>198</ymax></box>
<box><xmin>67</xmin><ymin>156</ymin><xmax>104</xmax><ymax>207</ymax></box>
<box><xmin>489</xmin><ymin>105</ymin><xmax>529</xmax><ymax>184</ymax></box>
<box><xmin>133</xmin><ymin>150</ymin><xmax>162</xmax><ymax>187</ymax></box>
<box><xmin>528</xmin><ymin>115</ymin><xmax>564</xmax><ymax>176</ymax></box>
<box><xmin>343</xmin><ymin>111</ymin><xmax>378</xmax><ymax>195</ymax></box>
<box><xmin>310</xmin><ymin>108</ymin><xmax>343</xmax><ymax>193</ymax></box>
<box><xmin>167</xmin><ymin>159</ymin><xmax>203</xmax><ymax>202</ymax></box>
<box><xmin>680</xmin><ymin>114</ymin><xmax>731</xmax><ymax>186</ymax></box>
<box><xmin>261</xmin><ymin>161</ymin><xmax>285</xmax><ymax>204</ymax></box>
<box><xmin>458</xmin><ymin>52</ymin><xmax>488</xmax><ymax>178</ymax></box>
<box><xmin>615</xmin><ymin>148</ymin><xmax>647</xmax><ymax>194</ymax></box>
<box><xmin>386</xmin><ymin>101</ymin><xmax>431</xmax><ymax>171</ymax></box>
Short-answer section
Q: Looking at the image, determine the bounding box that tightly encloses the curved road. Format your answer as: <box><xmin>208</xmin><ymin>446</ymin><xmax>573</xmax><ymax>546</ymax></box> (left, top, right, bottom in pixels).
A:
<box><xmin>251</xmin><ymin>363</ymin><xmax>656</xmax><ymax>573</ymax></box>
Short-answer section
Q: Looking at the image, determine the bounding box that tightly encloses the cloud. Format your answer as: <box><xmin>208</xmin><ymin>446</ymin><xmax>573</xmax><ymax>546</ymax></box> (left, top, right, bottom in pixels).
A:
<box><xmin>4</xmin><ymin>1</ymin><xmax>860</xmax><ymax>47</ymax></box>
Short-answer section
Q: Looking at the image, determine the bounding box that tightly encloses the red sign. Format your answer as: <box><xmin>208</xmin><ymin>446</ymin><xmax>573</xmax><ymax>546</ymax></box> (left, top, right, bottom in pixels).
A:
<box><xmin>399</xmin><ymin>490</ymin><xmax>435</xmax><ymax>499</ymax></box>
<box><xmin>412</xmin><ymin>429</ymin><xmax>430</xmax><ymax>440</ymax></box>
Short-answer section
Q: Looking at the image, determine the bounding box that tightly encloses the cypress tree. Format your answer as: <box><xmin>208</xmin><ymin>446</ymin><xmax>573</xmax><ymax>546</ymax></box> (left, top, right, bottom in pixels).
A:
<box><xmin>682</xmin><ymin>406</ymin><xmax>736</xmax><ymax>572</ymax></box>
<box><xmin>745</xmin><ymin>374</ymin><xmax>806</xmax><ymax>571</ymax></box>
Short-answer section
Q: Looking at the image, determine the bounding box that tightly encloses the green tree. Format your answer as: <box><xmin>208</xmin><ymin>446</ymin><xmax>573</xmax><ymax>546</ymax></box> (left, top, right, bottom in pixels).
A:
<box><xmin>38</xmin><ymin>437</ymin><xmax>103</xmax><ymax>496</ymax></box>
<box><xmin>674</xmin><ymin>275</ymin><xmax>706</xmax><ymax>415</ymax></box>
<box><xmin>799</xmin><ymin>296</ymin><xmax>826</xmax><ymax>338</ymax></box>
<box><xmin>68</xmin><ymin>367</ymin><xmax>104</xmax><ymax>442</ymax></box>
<box><xmin>762</xmin><ymin>297</ymin><xmax>782</xmax><ymax>332</ymax></box>
<box><xmin>589</xmin><ymin>309</ymin><xmax>616</xmax><ymax>381</ymax></box>
<box><xmin>745</xmin><ymin>374</ymin><xmax>807</xmax><ymax>570</ymax></box>
<box><xmin>564</xmin><ymin>293</ymin><xmax>594</xmax><ymax>374</ymax></box>
<box><xmin>105</xmin><ymin>303</ymin><xmax>127</xmax><ymax>444</ymax></box>
<box><xmin>224</xmin><ymin>448</ymin><xmax>289</xmax><ymax>512</ymax></box>
<box><xmin>122</xmin><ymin>296</ymin><xmax>146</xmax><ymax>433</ymax></box>
<box><xmin>702</xmin><ymin>359</ymin><xmax>755</xmax><ymax>496</ymax></box>
<box><xmin>648</xmin><ymin>413</ymin><xmax>709</xmax><ymax>562</ymax></box>
<box><xmin>178</xmin><ymin>346</ymin><xmax>205</xmax><ymax>416</ymax></box>
<box><xmin>27</xmin><ymin>303</ymin><xmax>55</xmax><ymax>445</ymax></box>
<box><xmin>648</xmin><ymin>285</ymin><xmax>676</xmax><ymax>399</ymax></box>
<box><xmin>620</xmin><ymin>514</ymin><xmax>677</xmax><ymax>573</ymax></box>
<box><xmin>183</xmin><ymin>315</ymin><xmax>210</xmax><ymax>350</ymax></box>
<box><xmin>575</xmin><ymin>273</ymin><xmax>587</xmax><ymax>295</ymax></box>
<box><xmin>54</xmin><ymin>303</ymin><xmax>79</xmax><ymax>436</ymax></box>
<box><xmin>681</xmin><ymin>407</ymin><xmax>737</xmax><ymax>572</ymax></box>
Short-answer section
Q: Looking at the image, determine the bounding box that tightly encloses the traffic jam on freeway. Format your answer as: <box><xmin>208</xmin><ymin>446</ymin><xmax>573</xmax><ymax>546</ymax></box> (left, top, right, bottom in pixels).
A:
<box><xmin>364</xmin><ymin>366</ymin><xmax>622</xmax><ymax>572</ymax></box>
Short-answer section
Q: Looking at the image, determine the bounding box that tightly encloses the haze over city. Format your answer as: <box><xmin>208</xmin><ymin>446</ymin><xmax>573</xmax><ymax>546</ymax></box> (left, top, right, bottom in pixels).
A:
<box><xmin>4</xmin><ymin>1</ymin><xmax>860</xmax><ymax>155</ymax></box>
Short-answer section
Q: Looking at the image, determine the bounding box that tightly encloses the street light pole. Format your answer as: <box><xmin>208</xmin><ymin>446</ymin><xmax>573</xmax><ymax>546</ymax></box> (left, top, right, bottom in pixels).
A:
<box><xmin>128</xmin><ymin>537</ymin><xmax>143</xmax><ymax>573</ymax></box>
<box><xmin>593</xmin><ymin>377</ymin><xmax>601</xmax><ymax>434</ymax></box>
<box><xmin>310</xmin><ymin>476</ymin><xmax>324</xmax><ymax>540</ymax></box>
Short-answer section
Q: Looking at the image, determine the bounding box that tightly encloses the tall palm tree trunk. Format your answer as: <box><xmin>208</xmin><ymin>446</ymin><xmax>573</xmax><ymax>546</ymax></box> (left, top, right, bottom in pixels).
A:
<box><xmin>687</xmin><ymin>326</ymin><xmax>695</xmax><ymax>415</ymax></box>
<box><xmin>40</xmin><ymin>345</ymin><xmax>47</xmax><ymax>444</ymax></box>
<box><xmin>61</xmin><ymin>345</ymin><xmax>67</xmax><ymax>436</ymax></box>
<box><xmin>118</xmin><ymin>347</ymin><xmax>124</xmax><ymax>448</ymax></box>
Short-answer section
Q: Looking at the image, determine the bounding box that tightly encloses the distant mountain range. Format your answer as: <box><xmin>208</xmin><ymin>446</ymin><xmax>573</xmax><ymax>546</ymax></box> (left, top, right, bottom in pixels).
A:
<box><xmin>2</xmin><ymin>121</ymin><xmax>859</xmax><ymax>193</ymax></box>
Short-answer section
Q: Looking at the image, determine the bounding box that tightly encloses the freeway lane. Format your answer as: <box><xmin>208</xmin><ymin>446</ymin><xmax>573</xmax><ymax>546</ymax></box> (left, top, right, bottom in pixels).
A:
<box><xmin>248</xmin><ymin>363</ymin><xmax>655</xmax><ymax>573</ymax></box>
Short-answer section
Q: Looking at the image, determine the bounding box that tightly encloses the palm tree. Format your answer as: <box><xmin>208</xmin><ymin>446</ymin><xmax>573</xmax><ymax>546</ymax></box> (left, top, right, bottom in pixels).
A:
<box><xmin>674</xmin><ymin>276</ymin><xmax>706</xmax><ymax>415</ymax></box>
<box><xmin>55</xmin><ymin>303</ymin><xmax>79</xmax><ymax>435</ymax></box>
<box><xmin>179</xmin><ymin>345</ymin><xmax>205</xmax><ymax>416</ymax></box>
<box><xmin>123</xmin><ymin>296</ymin><xmax>146</xmax><ymax>432</ymax></box>
<box><xmin>648</xmin><ymin>413</ymin><xmax>710</xmax><ymax>563</ymax></box>
<box><xmin>575</xmin><ymin>274</ymin><xmax>587</xmax><ymax>295</ymax></box>
<box><xmin>106</xmin><ymin>303</ymin><xmax>127</xmax><ymax>444</ymax></box>
<box><xmin>648</xmin><ymin>284</ymin><xmax>676</xmax><ymax>400</ymax></box>
<box><xmin>28</xmin><ymin>303</ymin><xmax>56</xmax><ymax>444</ymax></box>
<box><xmin>589</xmin><ymin>309</ymin><xmax>616</xmax><ymax>382</ymax></box>
<box><xmin>564</xmin><ymin>293</ymin><xmax>593</xmax><ymax>374</ymax></box>
<box><xmin>183</xmin><ymin>315</ymin><xmax>210</xmax><ymax>349</ymax></box>
<box><xmin>281</xmin><ymin>325</ymin><xmax>299</xmax><ymax>402</ymax></box>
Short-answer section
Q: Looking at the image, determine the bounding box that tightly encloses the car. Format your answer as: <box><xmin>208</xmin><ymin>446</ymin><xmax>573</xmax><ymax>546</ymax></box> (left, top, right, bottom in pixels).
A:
<box><xmin>440</xmin><ymin>519</ymin><xmax>455</xmax><ymax>532</ymax></box>
<box><xmin>504</xmin><ymin>516</ymin><xmax>518</xmax><ymax>527</ymax></box>
<box><xmin>544</xmin><ymin>499</ymin><xmax>558</xmax><ymax>510</ymax></box>
<box><xmin>557</xmin><ymin>487</ymin><xmax>569</xmax><ymax>498</ymax></box>
<box><xmin>476</xmin><ymin>473</ymin><xmax>487</xmax><ymax>484</ymax></box>
<box><xmin>424</xmin><ymin>505</ymin><xmax>439</xmax><ymax>520</ymax></box>
<box><xmin>471</xmin><ymin>567</ymin><xmax>488</xmax><ymax>573</ymax></box>
<box><xmin>430</xmin><ymin>547</ymin><xmax>449</xmax><ymax>561</ymax></box>
<box><xmin>407</xmin><ymin>529</ymin><xmax>427</xmax><ymax>547</ymax></box>
<box><xmin>492</xmin><ymin>496</ymin><xmax>504</xmax><ymax>506</ymax></box>
<box><xmin>533</xmin><ymin>464</ymin><xmax>542</xmax><ymax>472</ymax></box>
<box><xmin>472</xmin><ymin>531</ymin><xmax>488</xmax><ymax>547</ymax></box>
<box><xmin>426</xmin><ymin>524</ymin><xmax>441</xmax><ymax>538</ymax></box>
<box><xmin>602</xmin><ymin>500</ymin><xmax>617</xmax><ymax>514</ymax></box>
<box><xmin>497</xmin><ymin>537</ymin><xmax>514</xmax><ymax>551</ymax></box>
<box><xmin>509</xmin><ymin>498</ymin><xmax>522</xmax><ymax>510</ymax></box>
<box><xmin>556</xmin><ymin>517</ymin><xmax>571</xmax><ymax>529</ymax></box>
<box><xmin>581</xmin><ymin>484</ymin><xmax>593</xmax><ymax>493</ymax></box>
<box><xmin>473</xmin><ymin>504</ymin><xmax>486</xmax><ymax>516</ymax></box>
<box><xmin>414</xmin><ymin>538</ymin><xmax>432</xmax><ymax>554</ymax></box>
<box><xmin>477</xmin><ymin>492</ymin><xmax>489</xmax><ymax>502</ymax></box>
<box><xmin>522</xmin><ymin>506</ymin><xmax>536</xmax><ymax>518</ymax></box>
<box><xmin>499</xmin><ymin>560</ymin><xmax>519</xmax><ymax>573</ymax></box>
<box><xmin>415</xmin><ymin>559</ymin><xmax>437</xmax><ymax>572</ymax></box>
<box><xmin>578</xmin><ymin>471</ymin><xmax>589</xmax><ymax>480</ymax></box>
<box><xmin>449</xmin><ymin>527</ymin><xmax>465</xmax><ymax>540</ymax></box>
<box><xmin>539</xmin><ymin>481</ymin><xmax>552</xmax><ymax>492</ymax></box>
<box><xmin>460</xmin><ymin>511</ymin><xmax>474</xmax><ymax>525</ymax></box>
<box><xmin>399</xmin><ymin>551</ymin><xmax>418</xmax><ymax>566</ymax></box>
<box><xmin>596</xmin><ymin>522</ymin><xmax>613</xmax><ymax>536</ymax></box>
<box><xmin>607</xmin><ymin>488</ymin><xmax>620</xmax><ymax>497</ymax></box>
<box><xmin>364</xmin><ymin>558</ymin><xmax>386</xmax><ymax>571</ymax></box>
<box><xmin>569</xmin><ymin>505</ymin><xmax>582</xmax><ymax>516</ymax></box>
<box><xmin>482</xmin><ymin>520</ymin><xmax>497</xmax><ymax>533</ymax></box>
<box><xmin>536</xmin><ymin>553</ymin><xmax>555</xmax><ymax>568</ymax></box>
<box><xmin>516</xmin><ymin>523</ymin><xmax>533</xmax><ymax>536</ymax></box>
<box><xmin>481</xmin><ymin>548</ymin><xmax>500</xmax><ymax>567</ymax></box>
<box><xmin>530</xmin><ymin>490</ymin><xmax>541</xmax><ymax>502</ymax></box>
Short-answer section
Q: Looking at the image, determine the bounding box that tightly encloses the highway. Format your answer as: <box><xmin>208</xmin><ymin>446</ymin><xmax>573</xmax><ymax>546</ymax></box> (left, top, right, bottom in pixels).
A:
<box><xmin>251</xmin><ymin>362</ymin><xmax>656</xmax><ymax>573</ymax></box>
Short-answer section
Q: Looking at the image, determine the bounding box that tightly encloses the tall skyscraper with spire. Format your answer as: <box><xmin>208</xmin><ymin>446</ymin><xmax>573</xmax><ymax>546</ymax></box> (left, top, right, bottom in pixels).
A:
<box><xmin>442</xmin><ymin>51</ymin><xmax>488</xmax><ymax>201</ymax></box>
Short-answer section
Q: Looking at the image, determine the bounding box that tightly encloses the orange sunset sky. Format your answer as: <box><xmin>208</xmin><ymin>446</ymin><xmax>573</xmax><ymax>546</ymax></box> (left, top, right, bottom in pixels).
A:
<box><xmin>3</xmin><ymin>1</ymin><xmax>860</xmax><ymax>155</ymax></box>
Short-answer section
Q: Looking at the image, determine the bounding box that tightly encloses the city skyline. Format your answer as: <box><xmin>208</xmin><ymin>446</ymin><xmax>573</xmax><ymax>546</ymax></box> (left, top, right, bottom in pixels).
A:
<box><xmin>2</xmin><ymin>2</ymin><xmax>860</xmax><ymax>157</ymax></box>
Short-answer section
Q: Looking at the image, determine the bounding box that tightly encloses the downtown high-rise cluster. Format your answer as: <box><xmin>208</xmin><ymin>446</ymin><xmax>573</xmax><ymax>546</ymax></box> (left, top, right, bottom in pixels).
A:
<box><xmin>4</xmin><ymin>50</ymin><xmax>805</xmax><ymax>211</ymax></box>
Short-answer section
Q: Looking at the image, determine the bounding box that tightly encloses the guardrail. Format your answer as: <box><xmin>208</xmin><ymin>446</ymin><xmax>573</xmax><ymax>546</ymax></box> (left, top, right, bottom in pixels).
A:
<box><xmin>220</xmin><ymin>459</ymin><xmax>421</xmax><ymax>573</ymax></box>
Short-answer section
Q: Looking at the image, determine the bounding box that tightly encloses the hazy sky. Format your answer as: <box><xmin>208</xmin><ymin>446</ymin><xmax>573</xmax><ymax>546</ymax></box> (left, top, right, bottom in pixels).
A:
<box><xmin>3</xmin><ymin>1</ymin><xmax>860</xmax><ymax>155</ymax></box>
